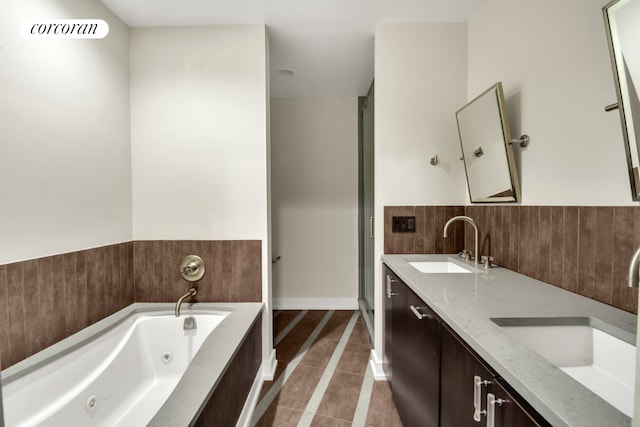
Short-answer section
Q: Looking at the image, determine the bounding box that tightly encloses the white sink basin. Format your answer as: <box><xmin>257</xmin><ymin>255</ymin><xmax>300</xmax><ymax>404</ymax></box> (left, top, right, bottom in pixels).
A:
<box><xmin>408</xmin><ymin>261</ymin><xmax>473</xmax><ymax>273</ymax></box>
<box><xmin>493</xmin><ymin>318</ymin><xmax>636</xmax><ymax>417</ymax></box>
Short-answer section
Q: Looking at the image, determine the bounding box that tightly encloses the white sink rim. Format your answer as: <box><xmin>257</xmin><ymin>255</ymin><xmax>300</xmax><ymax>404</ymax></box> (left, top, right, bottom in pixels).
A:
<box><xmin>408</xmin><ymin>260</ymin><xmax>474</xmax><ymax>274</ymax></box>
<box><xmin>492</xmin><ymin>317</ymin><xmax>636</xmax><ymax>417</ymax></box>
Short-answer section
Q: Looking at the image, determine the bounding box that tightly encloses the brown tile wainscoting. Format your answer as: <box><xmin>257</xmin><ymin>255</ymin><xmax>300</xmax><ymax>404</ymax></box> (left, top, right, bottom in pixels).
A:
<box><xmin>133</xmin><ymin>240</ymin><xmax>262</xmax><ymax>303</ymax></box>
<box><xmin>385</xmin><ymin>205</ymin><xmax>639</xmax><ymax>314</ymax></box>
<box><xmin>0</xmin><ymin>239</ymin><xmax>262</xmax><ymax>370</ymax></box>
<box><xmin>0</xmin><ymin>242</ymin><xmax>134</xmax><ymax>369</ymax></box>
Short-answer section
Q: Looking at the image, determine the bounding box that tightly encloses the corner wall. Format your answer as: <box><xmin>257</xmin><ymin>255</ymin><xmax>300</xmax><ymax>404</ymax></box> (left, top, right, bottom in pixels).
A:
<box><xmin>374</xmin><ymin>23</ymin><xmax>468</xmax><ymax>364</ymax></box>
<box><xmin>0</xmin><ymin>0</ymin><xmax>132</xmax><ymax>264</ymax></box>
<box><xmin>129</xmin><ymin>24</ymin><xmax>273</xmax><ymax>367</ymax></box>
<box><xmin>0</xmin><ymin>23</ymin><xmax>273</xmax><ymax>373</ymax></box>
<box><xmin>129</xmin><ymin>25</ymin><xmax>269</xmax><ymax>242</ymax></box>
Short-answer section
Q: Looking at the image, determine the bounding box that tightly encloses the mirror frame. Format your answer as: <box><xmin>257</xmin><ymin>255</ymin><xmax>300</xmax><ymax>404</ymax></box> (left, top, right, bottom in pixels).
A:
<box><xmin>456</xmin><ymin>82</ymin><xmax>521</xmax><ymax>203</ymax></box>
<box><xmin>603</xmin><ymin>0</ymin><xmax>640</xmax><ymax>201</ymax></box>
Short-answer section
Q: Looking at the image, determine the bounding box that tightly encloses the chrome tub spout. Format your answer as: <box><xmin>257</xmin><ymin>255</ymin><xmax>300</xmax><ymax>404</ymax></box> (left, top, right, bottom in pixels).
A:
<box><xmin>175</xmin><ymin>287</ymin><xmax>197</xmax><ymax>317</ymax></box>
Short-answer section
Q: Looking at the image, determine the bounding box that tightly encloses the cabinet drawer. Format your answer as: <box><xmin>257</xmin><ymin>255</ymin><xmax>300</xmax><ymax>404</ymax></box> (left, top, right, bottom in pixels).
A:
<box><xmin>488</xmin><ymin>379</ymin><xmax>549</xmax><ymax>427</ymax></box>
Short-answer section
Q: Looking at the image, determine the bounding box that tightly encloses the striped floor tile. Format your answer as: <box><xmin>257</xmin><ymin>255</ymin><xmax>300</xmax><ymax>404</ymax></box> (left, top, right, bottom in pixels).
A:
<box><xmin>251</xmin><ymin>310</ymin><xmax>402</xmax><ymax>427</ymax></box>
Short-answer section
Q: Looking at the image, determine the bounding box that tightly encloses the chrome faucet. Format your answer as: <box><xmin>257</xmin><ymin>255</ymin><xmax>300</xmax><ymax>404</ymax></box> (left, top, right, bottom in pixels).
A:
<box><xmin>175</xmin><ymin>287</ymin><xmax>197</xmax><ymax>317</ymax></box>
<box><xmin>628</xmin><ymin>247</ymin><xmax>640</xmax><ymax>288</ymax></box>
<box><xmin>443</xmin><ymin>216</ymin><xmax>479</xmax><ymax>265</ymax></box>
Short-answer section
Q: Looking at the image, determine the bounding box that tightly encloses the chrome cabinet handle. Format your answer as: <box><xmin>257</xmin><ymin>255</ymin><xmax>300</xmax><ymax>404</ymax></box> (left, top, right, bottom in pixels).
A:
<box><xmin>369</xmin><ymin>217</ymin><xmax>375</xmax><ymax>239</ymax></box>
<box><xmin>473</xmin><ymin>376</ymin><xmax>491</xmax><ymax>422</ymax></box>
<box><xmin>486</xmin><ymin>393</ymin><xmax>504</xmax><ymax>427</ymax></box>
<box><xmin>474</xmin><ymin>376</ymin><xmax>482</xmax><ymax>422</ymax></box>
<box><xmin>605</xmin><ymin>102</ymin><xmax>619</xmax><ymax>112</ymax></box>
<box><xmin>386</xmin><ymin>275</ymin><xmax>390</xmax><ymax>298</ymax></box>
<box><xmin>386</xmin><ymin>275</ymin><xmax>398</xmax><ymax>298</ymax></box>
<box><xmin>410</xmin><ymin>305</ymin><xmax>433</xmax><ymax>320</ymax></box>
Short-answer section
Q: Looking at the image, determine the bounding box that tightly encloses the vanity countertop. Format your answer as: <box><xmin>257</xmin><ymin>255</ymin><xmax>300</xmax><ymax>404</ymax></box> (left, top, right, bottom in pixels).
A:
<box><xmin>382</xmin><ymin>254</ymin><xmax>637</xmax><ymax>427</ymax></box>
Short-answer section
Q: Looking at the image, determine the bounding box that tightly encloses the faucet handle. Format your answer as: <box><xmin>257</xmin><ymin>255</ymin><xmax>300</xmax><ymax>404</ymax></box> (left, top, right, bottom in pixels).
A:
<box><xmin>481</xmin><ymin>255</ymin><xmax>495</xmax><ymax>269</ymax></box>
<box><xmin>459</xmin><ymin>250</ymin><xmax>472</xmax><ymax>261</ymax></box>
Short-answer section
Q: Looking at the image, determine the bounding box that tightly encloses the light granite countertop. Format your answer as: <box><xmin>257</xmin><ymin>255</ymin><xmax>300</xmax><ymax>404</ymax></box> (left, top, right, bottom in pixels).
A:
<box><xmin>382</xmin><ymin>254</ymin><xmax>637</xmax><ymax>427</ymax></box>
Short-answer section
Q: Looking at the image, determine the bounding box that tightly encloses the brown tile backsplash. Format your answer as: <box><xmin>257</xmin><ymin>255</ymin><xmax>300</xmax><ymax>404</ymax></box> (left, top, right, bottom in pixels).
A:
<box><xmin>473</xmin><ymin>205</ymin><xmax>640</xmax><ymax>314</ymax></box>
<box><xmin>384</xmin><ymin>206</ymin><xmax>466</xmax><ymax>255</ymax></box>
<box><xmin>0</xmin><ymin>239</ymin><xmax>262</xmax><ymax>370</ymax></box>
<box><xmin>388</xmin><ymin>205</ymin><xmax>638</xmax><ymax>314</ymax></box>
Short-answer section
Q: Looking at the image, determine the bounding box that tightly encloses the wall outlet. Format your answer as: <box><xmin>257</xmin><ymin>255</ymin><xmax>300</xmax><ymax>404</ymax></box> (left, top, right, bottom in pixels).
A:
<box><xmin>392</xmin><ymin>216</ymin><xmax>416</xmax><ymax>233</ymax></box>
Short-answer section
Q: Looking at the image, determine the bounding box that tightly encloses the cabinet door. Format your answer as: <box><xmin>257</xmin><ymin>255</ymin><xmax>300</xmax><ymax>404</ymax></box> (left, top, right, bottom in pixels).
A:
<box><xmin>394</xmin><ymin>289</ymin><xmax>441</xmax><ymax>427</ymax></box>
<box><xmin>383</xmin><ymin>266</ymin><xmax>403</xmax><ymax>384</ymax></box>
<box><xmin>383</xmin><ymin>266</ymin><xmax>393</xmax><ymax>381</ymax></box>
<box><xmin>440</xmin><ymin>324</ymin><xmax>495</xmax><ymax>427</ymax></box>
<box><xmin>488</xmin><ymin>379</ymin><xmax>549</xmax><ymax>427</ymax></box>
<box><xmin>390</xmin><ymin>270</ymin><xmax>408</xmax><ymax>400</ymax></box>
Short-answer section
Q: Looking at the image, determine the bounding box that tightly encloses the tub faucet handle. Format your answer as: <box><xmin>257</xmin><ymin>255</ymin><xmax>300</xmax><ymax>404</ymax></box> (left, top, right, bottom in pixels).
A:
<box><xmin>180</xmin><ymin>255</ymin><xmax>206</xmax><ymax>282</ymax></box>
<box><xmin>481</xmin><ymin>255</ymin><xmax>495</xmax><ymax>269</ymax></box>
<box><xmin>184</xmin><ymin>262</ymin><xmax>198</xmax><ymax>273</ymax></box>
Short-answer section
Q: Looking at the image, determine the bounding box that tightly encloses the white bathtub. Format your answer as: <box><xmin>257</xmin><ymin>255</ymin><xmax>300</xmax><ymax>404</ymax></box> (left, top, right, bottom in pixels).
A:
<box><xmin>2</xmin><ymin>307</ymin><xmax>230</xmax><ymax>426</ymax></box>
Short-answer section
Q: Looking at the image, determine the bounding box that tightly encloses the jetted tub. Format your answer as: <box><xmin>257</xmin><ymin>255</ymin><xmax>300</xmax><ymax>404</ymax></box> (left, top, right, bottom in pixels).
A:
<box><xmin>1</xmin><ymin>302</ymin><xmax>264</xmax><ymax>427</ymax></box>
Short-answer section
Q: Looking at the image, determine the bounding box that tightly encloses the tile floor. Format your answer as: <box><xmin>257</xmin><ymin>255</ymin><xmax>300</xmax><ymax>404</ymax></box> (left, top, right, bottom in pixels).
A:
<box><xmin>251</xmin><ymin>310</ymin><xmax>403</xmax><ymax>427</ymax></box>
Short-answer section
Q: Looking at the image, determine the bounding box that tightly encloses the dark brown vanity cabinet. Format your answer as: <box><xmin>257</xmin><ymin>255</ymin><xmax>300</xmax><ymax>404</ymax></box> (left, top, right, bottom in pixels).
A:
<box><xmin>383</xmin><ymin>264</ymin><xmax>549</xmax><ymax>427</ymax></box>
<box><xmin>441</xmin><ymin>325</ymin><xmax>549</xmax><ymax>427</ymax></box>
<box><xmin>384</xmin><ymin>266</ymin><xmax>441</xmax><ymax>427</ymax></box>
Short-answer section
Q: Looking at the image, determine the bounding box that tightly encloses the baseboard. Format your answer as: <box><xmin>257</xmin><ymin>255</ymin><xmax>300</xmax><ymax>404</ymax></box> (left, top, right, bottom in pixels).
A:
<box><xmin>236</xmin><ymin>351</ymin><xmax>277</xmax><ymax>427</ymax></box>
<box><xmin>358</xmin><ymin>299</ymin><xmax>374</xmax><ymax>341</ymax></box>
<box><xmin>262</xmin><ymin>349</ymin><xmax>278</xmax><ymax>381</ymax></box>
<box><xmin>273</xmin><ymin>297</ymin><xmax>359</xmax><ymax>310</ymax></box>
<box><xmin>236</xmin><ymin>369</ymin><xmax>263</xmax><ymax>427</ymax></box>
<box><xmin>369</xmin><ymin>349</ymin><xmax>388</xmax><ymax>381</ymax></box>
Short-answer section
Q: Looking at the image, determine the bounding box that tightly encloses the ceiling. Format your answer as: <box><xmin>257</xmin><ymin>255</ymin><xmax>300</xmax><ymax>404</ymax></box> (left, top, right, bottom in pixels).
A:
<box><xmin>100</xmin><ymin>0</ymin><xmax>482</xmax><ymax>98</ymax></box>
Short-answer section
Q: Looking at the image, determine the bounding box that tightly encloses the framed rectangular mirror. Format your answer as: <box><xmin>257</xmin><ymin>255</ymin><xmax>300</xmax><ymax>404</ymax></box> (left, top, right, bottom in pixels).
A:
<box><xmin>603</xmin><ymin>0</ymin><xmax>640</xmax><ymax>201</ymax></box>
<box><xmin>456</xmin><ymin>82</ymin><xmax>521</xmax><ymax>203</ymax></box>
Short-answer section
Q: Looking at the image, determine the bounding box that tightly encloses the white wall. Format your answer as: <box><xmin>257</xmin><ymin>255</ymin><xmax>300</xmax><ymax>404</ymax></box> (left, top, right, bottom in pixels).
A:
<box><xmin>270</xmin><ymin>97</ymin><xmax>359</xmax><ymax>309</ymax></box>
<box><xmin>129</xmin><ymin>24</ymin><xmax>273</xmax><ymax>361</ymax></box>
<box><xmin>0</xmin><ymin>0</ymin><xmax>132</xmax><ymax>264</ymax></box>
<box><xmin>373</xmin><ymin>23</ymin><xmax>468</xmax><ymax>363</ymax></box>
<box><xmin>374</xmin><ymin>23</ymin><xmax>468</xmax><ymax>209</ymax></box>
<box><xmin>130</xmin><ymin>25</ymin><xmax>270</xmax><ymax>241</ymax></box>
<box><xmin>468</xmin><ymin>0</ymin><xmax>633</xmax><ymax>206</ymax></box>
